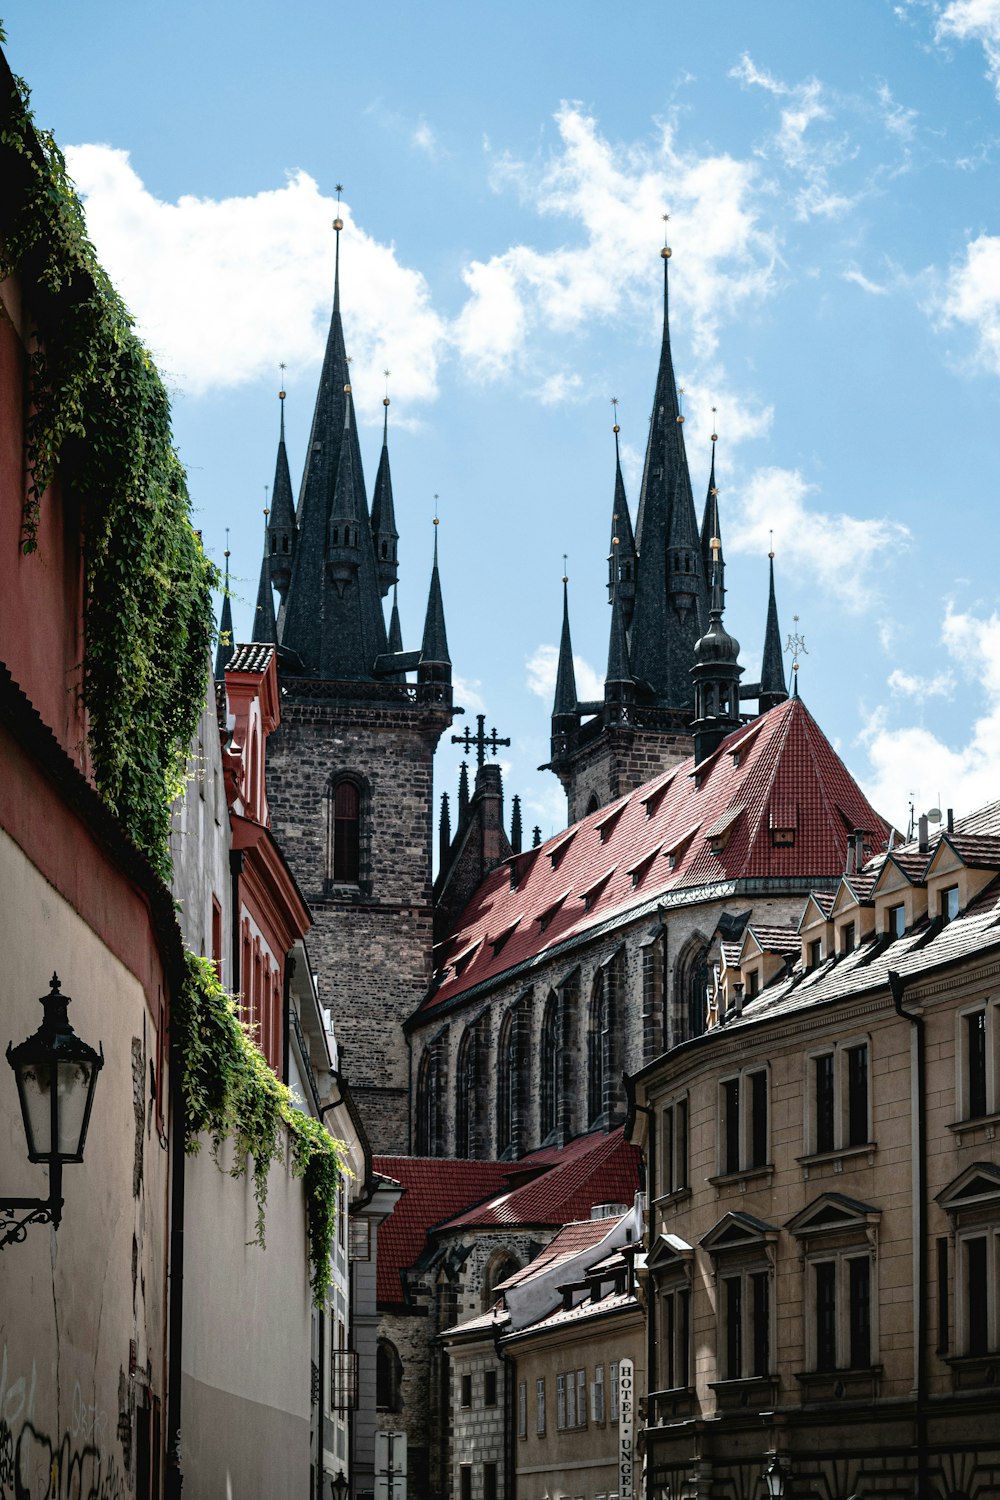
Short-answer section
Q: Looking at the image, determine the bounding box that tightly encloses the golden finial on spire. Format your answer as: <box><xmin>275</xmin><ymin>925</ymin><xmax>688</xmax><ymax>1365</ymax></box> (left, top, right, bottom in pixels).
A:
<box><xmin>661</xmin><ymin>211</ymin><xmax>672</xmax><ymax>259</ymax></box>
<box><xmin>333</xmin><ymin>184</ymin><xmax>344</xmax><ymax>234</ymax></box>
<box><xmin>769</xmin><ymin>528</ymin><xmax>775</xmax><ymax>561</ymax></box>
<box><xmin>224</xmin><ymin>525</ymin><xmax>230</xmax><ymax>562</ymax></box>
<box><xmin>711</xmin><ymin>405</ymin><xmax>718</xmax><ymax>443</ymax></box>
<box><xmin>279</xmin><ymin>361</ymin><xmax>287</xmax><ymax>401</ymax></box>
<box><xmin>676</xmin><ymin>385</ymin><xmax>685</xmax><ymax>425</ymax></box>
<box><xmin>611</xmin><ymin>395</ymin><xmax>620</xmax><ymax>434</ymax></box>
<box><xmin>383</xmin><ymin>368</ymin><xmax>391</xmax><ymax>408</ymax></box>
<box><xmin>264</xmin><ymin>483</ymin><xmax>269</xmax><ymax>521</ymax></box>
<box><xmin>563</xmin><ymin>552</ymin><xmax>568</xmax><ymax>585</ymax></box>
<box><xmin>433</xmin><ymin>494</ymin><xmax>440</xmax><ymax>526</ymax></box>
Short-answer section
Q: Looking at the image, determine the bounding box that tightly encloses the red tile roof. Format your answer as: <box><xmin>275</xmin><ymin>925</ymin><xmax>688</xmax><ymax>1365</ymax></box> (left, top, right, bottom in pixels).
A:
<box><xmin>440</xmin><ymin>1128</ymin><xmax>639</xmax><ymax>1230</ymax></box>
<box><xmin>424</xmin><ymin>699</ymin><xmax>892</xmax><ymax>1012</ymax></box>
<box><xmin>371</xmin><ymin>1157</ymin><xmax>514</xmax><ymax>1305</ymax></box>
<box><xmin>373</xmin><ymin>1132</ymin><xmax>639</xmax><ymax>1304</ymax></box>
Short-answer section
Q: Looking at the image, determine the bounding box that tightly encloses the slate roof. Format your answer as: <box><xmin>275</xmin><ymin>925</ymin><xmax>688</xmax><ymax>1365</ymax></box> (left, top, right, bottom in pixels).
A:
<box><xmin>494</xmin><ymin>1217</ymin><xmax>624</xmax><ymax>1294</ymax></box>
<box><xmin>529</xmin><ymin>1289</ymin><xmax>635</xmax><ymax>1332</ymax></box>
<box><xmin>424</xmin><ymin>697</ymin><xmax>891</xmax><ymax>1013</ymax></box>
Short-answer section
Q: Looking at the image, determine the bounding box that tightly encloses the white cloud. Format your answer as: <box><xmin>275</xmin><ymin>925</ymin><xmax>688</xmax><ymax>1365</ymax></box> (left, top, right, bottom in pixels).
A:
<box><xmin>876</xmin><ymin>81</ymin><xmax>918</xmax><ymax>142</ymax></box>
<box><xmin>454</xmin><ymin>103</ymin><xmax>775</xmax><ymax>382</ymax></box>
<box><xmin>728</xmin><ymin>465</ymin><xmax>909</xmax><ymax>612</ymax></box>
<box><xmin>939</xmin><ymin>232</ymin><xmax>1000</xmax><ymax>373</ymax></box>
<box><xmin>412</xmin><ymin>120</ymin><xmax>439</xmax><ymax>157</ymax></box>
<box><xmin>535</xmin><ymin>371</ymin><xmax>584</xmax><ymax>405</ymax></box>
<box><xmin>887</xmin><ymin>666</ymin><xmax>955</xmax><ymax>698</ymax></box>
<box><xmin>729</xmin><ymin>54</ymin><xmax>860</xmax><ymax>222</ymax></box>
<box><xmin>861</xmin><ymin>603</ymin><xmax>1000</xmax><ymax>823</ymax></box>
<box><xmin>65</xmin><ymin>146</ymin><xmax>448</xmax><ymax>410</ymax></box>
<box><xmin>937</xmin><ymin>0</ymin><xmax>1000</xmax><ymax>96</ymax></box>
<box><xmin>842</xmin><ymin>266</ymin><xmax>890</xmax><ymax>295</ymax></box>
<box><xmin>525</xmin><ymin>644</ymin><xmax>604</xmax><ymax>704</ymax></box>
<box><xmin>453</xmin><ymin>673</ymin><xmax>486</xmax><ymax>713</ymax></box>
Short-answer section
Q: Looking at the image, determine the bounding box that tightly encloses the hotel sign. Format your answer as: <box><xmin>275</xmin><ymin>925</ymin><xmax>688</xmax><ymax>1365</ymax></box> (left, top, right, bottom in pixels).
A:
<box><xmin>619</xmin><ymin>1357</ymin><xmax>634</xmax><ymax>1500</ymax></box>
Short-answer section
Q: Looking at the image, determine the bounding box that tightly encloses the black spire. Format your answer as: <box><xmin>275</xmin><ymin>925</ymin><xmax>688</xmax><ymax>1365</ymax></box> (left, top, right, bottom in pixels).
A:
<box><xmin>628</xmin><ymin>236</ymin><xmax>708</xmax><ymax>707</ymax></box>
<box><xmin>215</xmin><ymin>545</ymin><xmax>234</xmax><ymax>680</ymax></box>
<box><xmin>605</xmin><ymin>570</ymin><xmax>633</xmax><ymax>717</ymax></box>
<box><xmin>439</xmin><ymin>791</ymin><xmax>452</xmax><ymax>871</ymax></box>
<box><xmin>280</xmin><ymin>214</ymin><xmax>387</xmax><ymax>678</ymax></box>
<box><xmin>607</xmin><ymin>418</ymin><xmax>637</xmax><ymax>630</ymax></box>
<box><xmin>510</xmin><ymin>794</ymin><xmax>523</xmax><ymax>855</ymax></box>
<box><xmin>419</xmin><ymin>522</ymin><xmax>451</xmax><ymax>684</ymax></box>
<box><xmin>699</xmin><ymin>434</ymin><xmax>723</xmax><ymax>613</ymax></box>
<box><xmin>531</xmin><ymin>825</ymin><xmax>542</xmax><ymax>848</ymax></box>
<box><xmin>550</xmin><ymin>572</ymin><xmax>579</xmax><ymax>767</ymax></box>
<box><xmin>759</xmin><ymin>549</ymin><xmax>788</xmax><ymax>713</ymax></box>
<box><xmin>371</xmin><ymin>392</ymin><xmax>399</xmax><ymax>598</ymax></box>
<box><xmin>268</xmin><ymin>384</ymin><xmax>296</xmax><ymax>607</ymax></box>
<box><xmin>253</xmin><ymin>511</ymin><xmax>278</xmax><ymax>645</ymax></box>
<box><xmin>458</xmin><ymin>761</ymin><xmax>470</xmax><ymax>820</ymax></box>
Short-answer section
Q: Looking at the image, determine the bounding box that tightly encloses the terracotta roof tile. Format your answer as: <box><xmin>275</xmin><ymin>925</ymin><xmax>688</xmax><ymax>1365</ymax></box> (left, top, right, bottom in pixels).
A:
<box><xmin>441</xmin><ymin>1129</ymin><xmax>639</xmax><ymax>1230</ymax></box>
<box><xmin>226</xmin><ymin>642</ymin><xmax>275</xmax><ymax>674</ymax></box>
<box><xmin>422</xmin><ymin>699</ymin><xmax>892</xmax><ymax>1013</ymax></box>
<box><xmin>494</xmin><ymin>1217</ymin><xmax>622</xmax><ymax>1293</ymax></box>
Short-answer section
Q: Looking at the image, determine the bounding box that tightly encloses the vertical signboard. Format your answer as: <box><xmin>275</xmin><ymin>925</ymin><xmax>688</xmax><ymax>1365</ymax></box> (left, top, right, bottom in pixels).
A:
<box><xmin>619</xmin><ymin>1357</ymin><xmax>635</xmax><ymax>1500</ymax></box>
<box><xmin>375</xmin><ymin>1430</ymin><xmax>408</xmax><ymax>1500</ymax></box>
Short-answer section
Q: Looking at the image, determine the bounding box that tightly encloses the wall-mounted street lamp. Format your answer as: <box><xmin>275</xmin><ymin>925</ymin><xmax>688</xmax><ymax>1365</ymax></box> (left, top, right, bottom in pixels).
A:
<box><xmin>762</xmin><ymin>1454</ymin><xmax>790</xmax><ymax>1500</ymax></box>
<box><xmin>2</xmin><ymin>974</ymin><xmax>104</xmax><ymax>1250</ymax></box>
<box><xmin>330</xmin><ymin>1471</ymin><xmax>349</xmax><ymax>1500</ymax></box>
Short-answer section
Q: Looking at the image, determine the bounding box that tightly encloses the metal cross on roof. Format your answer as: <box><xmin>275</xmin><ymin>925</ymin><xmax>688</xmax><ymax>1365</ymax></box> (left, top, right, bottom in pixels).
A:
<box><xmin>451</xmin><ymin>713</ymin><xmax>511</xmax><ymax>768</ymax></box>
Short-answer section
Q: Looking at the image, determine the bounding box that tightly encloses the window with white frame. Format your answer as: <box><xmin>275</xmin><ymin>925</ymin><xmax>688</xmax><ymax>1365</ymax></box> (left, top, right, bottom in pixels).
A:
<box><xmin>718</xmin><ymin>1067</ymin><xmax>769</xmax><ymax>1175</ymax></box>
<box><xmin>660</xmin><ymin>1095</ymin><xmax>689</xmax><ymax>1196</ymax></box>
<box><xmin>788</xmin><ymin>1194</ymin><xmax>880</xmax><ymax>1376</ymax></box>
<box><xmin>556</xmin><ymin>1370</ymin><xmax>586</xmax><ymax>1430</ymax></box>
<box><xmin>517</xmin><ymin>1381</ymin><xmax>527</xmax><ymax>1438</ymax></box>
<box><xmin>610</xmin><ymin>1361</ymin><xmax>620</xmax><ymax>1422</ymax></box>
<box><xmin>806</xmin><ymin>1038</ymin><xmax>871</xmax><ymax>1156</ymax></box>
<box><xmin>956</xmin><ymin>1003</ymin><xmax>998</xmax><ymax>1121</ymax></box>
<box><xmin>536</xmin><ymin>1376</ymin><xmax>545</xmax><ymax>1435</ymax></box>
<box><xmin>935</xmin><ymin>1162</ymin><xmax>1000</xmax><ymax>1360</ymax></box>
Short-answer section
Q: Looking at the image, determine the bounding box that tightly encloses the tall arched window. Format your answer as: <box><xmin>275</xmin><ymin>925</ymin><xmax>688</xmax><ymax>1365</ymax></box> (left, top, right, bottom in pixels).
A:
<box><xmin>497</xmin><ymin>1011</ymin><xmax>516</xmax><ymax>1155</ymax></box>
<box><xmin>455</xmin><ymin>1022</ymin><xmax>487</xmax><ymax>1159</ymax></box>
<box><xmin>325</xmin><ymin>774</ymin><xmax>368</xmax><ymax>890</ymax></box>
<box><xmin>481</xmin><ymin>1250</ymin><xmax>521</xmax><ymax>1311</ymax></box>
<box><xmin>540</xmin><ymin>993</ymin><xmax>561</xmax><ymax>1142</ymax></box>
<box><xmin>416</xmin><ymin>1038</ymin><xmax>447</xmax><ymax>1156</ymax></box>
<box><xmin>376</xmin><ymin>1339</ymin><xmax>403</xmax><ymax>1412</ymax></box>
<box><xmin>675</xmin><ymin>936</ymin><xmax>709</xmax><ymax>1043</ymax></box>
<box><xmin>587</xmin><ymin>971</ymin><xmax>608</xmax><ymax>1126</ymax></box>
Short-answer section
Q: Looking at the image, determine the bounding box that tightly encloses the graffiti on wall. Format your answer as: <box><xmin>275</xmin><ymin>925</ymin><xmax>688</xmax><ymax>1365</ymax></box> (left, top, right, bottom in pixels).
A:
<box><xmin>0</xmin><ymin>1347</ymin><xmax>132</xmax><ymax>1500</ymax></box>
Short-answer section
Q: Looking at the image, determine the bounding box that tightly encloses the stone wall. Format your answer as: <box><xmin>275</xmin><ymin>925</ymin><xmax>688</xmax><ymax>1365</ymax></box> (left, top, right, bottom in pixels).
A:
<box><xmin>559</xmin><ymin>725</ymin><xmax>694</xmax><ymax>826</ymax></box>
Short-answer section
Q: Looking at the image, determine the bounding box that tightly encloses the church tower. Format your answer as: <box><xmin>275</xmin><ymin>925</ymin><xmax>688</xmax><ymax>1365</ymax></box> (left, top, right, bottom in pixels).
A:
<box><xmin>547</xmin><ymin>233</ymin><xmax>710</xmax><ymax>823</ymax></box>
<box><xmin>260</xmin><ymin>215</ymin><xmax>454</xmax><ymax>1154</ymax></box>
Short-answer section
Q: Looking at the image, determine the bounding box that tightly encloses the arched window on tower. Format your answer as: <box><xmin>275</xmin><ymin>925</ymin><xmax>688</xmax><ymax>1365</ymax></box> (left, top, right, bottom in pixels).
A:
<box><xmin>540</xmin><ymin>992</ymin><xmax>561</xmax><ymax>1143</ymax></box>
<box><xmin>586</xmin><ymin>792</ymin><xmax>600</xmax><ymax>817</ymax></box>
<box><xmin>416</xmin><ymin>1036</ymin><xmax>448</xmax><ymax>1156</ymax></box>
<box><xmin>376</xmin><ymin>1339</ymin><xmax>403</xmax><ymax>1412</ymax></box>
<box><xmin>325</xmin><ymin>775</ymin><xmax>367</xmax><ymax>890</ymax></box>
<box><xmin>587</xmin><ymin>951</ymin><xmax>626</xmax><ymax>1128</ymax></box>
<box><xmin>455</xmin><ymin>1020</ymin><xmax>487</xmax><ymax>1159</ymax></box>
<box><xmin>497</xmin><ymin>1003</ymin><xmax>529</xmax><ymax>1158</ymax></box>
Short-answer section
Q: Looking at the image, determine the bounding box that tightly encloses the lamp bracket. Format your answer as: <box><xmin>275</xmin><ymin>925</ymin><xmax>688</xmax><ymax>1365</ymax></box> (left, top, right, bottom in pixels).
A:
<box><xmin>0</xmin><ymin>1197</ymin><xmax>60</xmax><ymax>1251</ymax></box>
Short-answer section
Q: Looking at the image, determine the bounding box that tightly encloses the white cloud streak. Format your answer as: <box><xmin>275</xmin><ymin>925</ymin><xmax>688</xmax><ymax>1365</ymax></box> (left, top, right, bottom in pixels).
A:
<box><xmin>936</xmin><ymin>0</ymin><xmax>1000</xmax><ymax>96</ymax></box>
<box><xmin>525</xmin><ymin>644</ymin><xmax>604</xmax><ymax>704</ymax></box>
<box><xmin>939</xmin><ymin>232</ymin><xmax>1000</xmax><ymax>373</ymax></box>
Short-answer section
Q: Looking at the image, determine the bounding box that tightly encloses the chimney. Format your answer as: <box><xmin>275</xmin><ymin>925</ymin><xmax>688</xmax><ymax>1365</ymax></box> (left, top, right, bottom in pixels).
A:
<box><xmin>733</xmin><ymin>981</ymin><xmax>744</xmax><ymax>1018</ymax></box>
<box><xmin>947</xmin><ymin>807</ymin><xmax>954</xmax><ymax>834</ymax></box>
<box><xmin>853</xmin><ymin>830</ymin><xmax>865</xmax><ymax>872</ymax></box>
<box><xmin>918</xmin><ymin>814</ymin><xmax>929</xmax><ymax>854</ymax></box>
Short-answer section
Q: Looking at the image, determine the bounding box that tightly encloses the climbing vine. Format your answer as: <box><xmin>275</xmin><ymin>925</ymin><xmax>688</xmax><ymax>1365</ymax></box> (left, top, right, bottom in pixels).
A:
<box><xmin>0</xmin><ymin>66</ymin><xmax>216</xmax><ymax>878</ymax></box>
<box><xmin>177</xmin><ymin>953</ymin><xmax>350</xmax><ymax>1305</ymax></box>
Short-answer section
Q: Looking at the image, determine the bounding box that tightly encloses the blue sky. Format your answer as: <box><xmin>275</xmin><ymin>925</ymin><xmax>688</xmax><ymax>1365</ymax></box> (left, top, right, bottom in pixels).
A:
<box><xmin>6</xmin><ymin>0</ymin><xmax>1000</xmax><ymax>838</ymax></box>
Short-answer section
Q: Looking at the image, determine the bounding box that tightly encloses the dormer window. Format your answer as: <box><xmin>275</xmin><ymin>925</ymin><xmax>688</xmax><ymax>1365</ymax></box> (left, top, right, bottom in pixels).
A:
<box><xmin>840</xmin><ymin>922</ymin><xmax>856</xmax><ymax>954</ymax></box>
<box><xmin>941</xmin><ymin>884</ymin><xmax>960</xmax><ymax>923</ymax></box>
<box><xmin>886</xmin><ymin>903</ymin><xmax>905</xmax><ymax>939</ymax></box>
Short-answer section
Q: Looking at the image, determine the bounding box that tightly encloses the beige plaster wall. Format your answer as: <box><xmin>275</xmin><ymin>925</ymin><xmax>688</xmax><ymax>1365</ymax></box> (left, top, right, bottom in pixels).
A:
<box><xmin>0</xmin><ymin>830</ymin><xmax>168</xmax><ymax>1499</ymax></box>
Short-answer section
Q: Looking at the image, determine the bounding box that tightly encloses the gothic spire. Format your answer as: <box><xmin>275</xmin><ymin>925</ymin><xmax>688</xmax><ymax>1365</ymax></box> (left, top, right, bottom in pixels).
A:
<box><xmin>510</xmin><ymin>794</ymin><xmax>523</xmax><ymax>856</ymax></box>
<box><xmin>268</xmin><ymin>382</ymin><xmax>296</xmax><ymax>607</ymax></box>
<box><xmin>607</xmin><ymin>415</ymin><xmax>637</xmax><ymax>630</ymax></box>
<box><xmin>690</xmin><ymin>534</ymin><xmax>743</xmax><ymax>763</ymax></box>
<box><xmin>606</xmin><ymin>573</ymin><xmax>632</xmax><ymax>691</ymax></box>
<box><xmin>627</xmin><ymin>232</ymin><xmax>708</xmax><ymax>707</ymax></box>
<box><xmin>553</xmin><ymin>574</ymin><xmax>578</xmax><ymax>718</ymax></box>
<box><xmin>759</xmin><ymin>548</ymin><xmax>788</xmax><ymax>713</ymax></box>
<box><xmin>458</xmin><ymin>760</ymin><xmax>470</xmax><ymax>820</ymax></box>
<box><xmin>280</xmin><ymin>209</ymin><xmax>387</xmax><ymax>679</ymax></box>
<box><xmin>699</xmin><ymin>435</ymin><xmax>724</xmax><ymax>615</ymax></box>
<box><xmin>419</xmin><ymin>521</ymin><xmax>451</xmax><ymax>678</ymax></box>
<box><xmin>371</xmin><ymin>389</ymin><xmax>399</xmax><ymax>598</ymax></box>
<box><xmin>215</xmin><ymin>543</ymin><xmax>234</xmax><ymax>680</ymax></box>
<box><xmin>252</xmin><ymin>510</ymin><xmax>278</xmax><ymax>644</ymax></box>
<box><xmin>439</xmin><ymin>791</ymin><xmax>452</xmax><ymax>871</ymax></box>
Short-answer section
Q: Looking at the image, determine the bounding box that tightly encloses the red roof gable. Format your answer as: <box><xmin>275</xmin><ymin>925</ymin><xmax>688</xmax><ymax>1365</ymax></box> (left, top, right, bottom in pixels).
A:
<box><xmin>440</xmin><ymin>1128</ymin><xmax>639</xmax><ymax>1230</ymax></box>
<box><xmin>372</xmin><ymin>1157</ymin><xmax>514</xmax><ymax>1305</ymax></box>
<box><xmin>425</xmin><ymin>699</ymin><xmax>891</xmax><ymax>1013</ymax></box>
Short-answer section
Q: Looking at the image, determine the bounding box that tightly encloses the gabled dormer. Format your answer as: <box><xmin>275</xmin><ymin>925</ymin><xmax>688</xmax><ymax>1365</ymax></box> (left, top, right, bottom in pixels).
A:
<box><xmin>925</xmin><ymin>835</ymin><xmax>1000</xmax><ymax>924</ymax></box>
<box><xmin>829</xmin><ymin>874</ymin><xmax>877</xmax><ymax>953</ymax></box>
<box><xmin>871</xmin><ymin>853</ymin><xmax>928</xmax><ymax>938</ymax></box>
<box><xmin>737</xmin><ymin>924</ymin><xmax>799</xmax><ymax>998</ymax></box>
<box><xmin>798</xmin><ymin>892</ymin><xmax>834</xmax><ymax>969</ymax></box>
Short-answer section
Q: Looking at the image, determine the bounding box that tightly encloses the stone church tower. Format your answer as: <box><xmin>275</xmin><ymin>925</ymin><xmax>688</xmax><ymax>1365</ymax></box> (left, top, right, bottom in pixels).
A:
<box><xmin>253</xmin><ymin>220</ymin><xmax>454</xmax><ymax>1154</ymax></box>
<box><xmin>546</xmin><ymin>234</ymin><xmax>786</xmax><ymax>824</ymax></box>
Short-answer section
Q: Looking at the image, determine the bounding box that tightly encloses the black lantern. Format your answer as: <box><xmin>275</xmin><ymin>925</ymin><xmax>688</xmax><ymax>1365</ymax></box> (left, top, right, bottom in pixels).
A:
<box><xmin>330</xmin><ymin>1471</ymin><xmax>349</xmax><ymax>1500</ymax></box>
<box><xmin>762</xmin><ymin>1455</ymin><xmax>790</xmax><ymax>1500</ymax></box>
<box><xmin>2</xmin><ymin>974</ymin><xmax>104</xmax><ymax>1247</ymax></box>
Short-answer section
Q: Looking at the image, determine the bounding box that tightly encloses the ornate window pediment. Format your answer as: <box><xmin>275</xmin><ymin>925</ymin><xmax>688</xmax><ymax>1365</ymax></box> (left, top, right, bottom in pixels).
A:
<box><xmin>936</xmin><ymin>1161</ymin><xmax>1000</xmax><ymax>1218</ymax></box>
<box><xmin>700</xmin><ymin>1211</ymin><xmax>778</xmax><ymax>1257</ymax></box>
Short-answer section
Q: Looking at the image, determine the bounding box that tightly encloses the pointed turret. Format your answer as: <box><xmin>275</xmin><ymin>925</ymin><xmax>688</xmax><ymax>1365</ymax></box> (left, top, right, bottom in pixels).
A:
<box><xmin>371</xmin><ymin>395</ymin><xmax>399</xmax><ymax>598</ymax></box>
<box><xmin>699</xmin><ymin>436</ymin><xmax>724</xmax><ymax>614</ymax></box>
<box><xmin>510</xmin><ymin>794</ymin><xmax>523</xmax><ymax>855</ymax></box>
<box><xmin>458</xmin><ymin>761</ymin><xmax>470</xmax><ymax>820</ymax></box>
<box><xmin>550</xmin><ymin>574</ymin><xmax>579</xmax><ymax>765</ymax></box>
<box><xmin>605</xmin><ymin>573</ymin><xmax>633</xmax><ymax>723</ymax></box>
<box><xmin>759</xmin><ymin>550</ymin><xmax>788</xmax><ymax>713</ymax></box>
<box><xmin>628</xmin><ymin>236</ymin><xmax>709</xmax><ymax>706</ymax></box>
<box><xmin>418</xmin><ymin>522</ymin><xmax>451</xmax><ymax>689</ymax></box>
<box><xmin>253</xmin><ymin>513</ymin><xmax>278</xmax><ymax>644</ymax></box>
<box><xmin>215</xmin><ymin>546</ymin><xmax>234</xmax><ymax>680</ymax></box>
<box><xmin>690</xmin><ymin>536</ymin><xmax>743</xmax><ymax>762</ymax></box>
<box><xmin>439</xmin><ymin>792</ymin><xmax>451</xmax><ymax>871</ymax></box>
<box><xmin>267</xmin><ymin>386</ymin><xmax>296</xmax><ymax>605</ymax></box>
<box><xmin>280</xmin><ymin>216</ymin><xmax>387</xmax><ymax>679</ymax></box>
<box><xmin>607</xmin><ymin>420</ymin><xmax>637</xmax><ymax>630</ymax></box>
